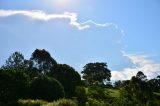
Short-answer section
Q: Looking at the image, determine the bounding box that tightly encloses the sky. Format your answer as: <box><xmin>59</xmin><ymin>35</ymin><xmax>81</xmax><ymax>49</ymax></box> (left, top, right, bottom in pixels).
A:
<box><xmin>0</xmin><ymin>0</ymin><xmax>160</xmax><ymax>81</ymax></box>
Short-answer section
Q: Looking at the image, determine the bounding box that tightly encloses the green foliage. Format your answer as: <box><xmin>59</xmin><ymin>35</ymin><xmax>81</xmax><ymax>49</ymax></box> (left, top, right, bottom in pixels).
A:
<box><xmin>30</xmin><ymin>49</ymin><xmax>57</xmax><ymax>74</ymax></box>
<box><xmin>87</xmin><ymin>86</ymin><xmax>107</xmax><ymax>100</ymax></box>
<box><xmin>2</xmin><ymin>52</ymin><xmax>28</xmax><ymax>70</ymax></box>
<box><xmin>106</xmin><ymin>89</ymin><xmax>120</xmax><ymax>98</ymax></box>
<box><xmin>86</xmin><ymin>98</ymin><xmax>106</xmax><ymax>106</ymax></box>
<box><xmin>18</xmin><ymin>99</ymin><xmax>47</xmax><ymax>106</ymax></box>
<box><xmin>85</xmin><ymin>87</ymin><xmax>120</xmax><ymax>106</ymax></box>
<box><xmin>111</xmin><ymin>96</ymin><xmax>140</xmax><ymax>106</ymax></box>
<box><xmin>136</xmin><ymin>71</ymin><xmax>147</xmax><ymax>81</ymax></box>
<box><xmin>0</xmin><ymin>69</ymin><xmax>29</xmax><ymax>103</ymax></box>
<box><xmin>118</xmin><ymin>72</ymin><xmax>154</xmax><ymax>106</ymax></box>
<box><xmin>114</xmin><ymin>80</ymin><xmax>122</xmax><ymax>88</ymax></box>
<box><xmin>18</xmin><ymin>99</ymin><xmax>77</xmax><ymax>106</ymax></box>
<box><xmin>30</xmin><ymin>76</ymin><xmax>64</xmax><ymax>101</ymax></box>
<box><xmin>148</xmin><ymin>75</ymin><xmax>160</xmax><ymax>92</ymax></box>
<box><xmin>50</xmin><ymin>64</ymin><xmax>81</xmax><ymax>97</ymax></box>
<box><xmin>130</xmin><ymin>76</ymin><xmax>153</xmax><ymax>104</ymax></box>
<box><xmin>53</xmin><ymin>99</ymin><xmax>77</xmax><ymax>106</ymax></box>
<box><xmin>81</xmin><ymin>62</ymin><xmax>111</xmax><ymax>85</ymax></box>
<box><xmin>75</xmin><ymin>86</ymin><xmax>87</xmax><ymax>106</ymax></box>
<box><xmin>1</xmin><ymin>50</ymin><xmax>160</xmax><ymax>106</ymax></box>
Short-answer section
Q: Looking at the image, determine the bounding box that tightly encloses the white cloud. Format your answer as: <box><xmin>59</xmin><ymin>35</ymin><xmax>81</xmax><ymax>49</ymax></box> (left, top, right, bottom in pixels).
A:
<box><xmin>117</xmin><ymin>29</ymin><xmax>125</xmax><ymax>44</ymax></box>
<box><xmin>0</xmin><ymin>9</ymin><xmax>117</xmax><ymax>30</ymax></box>
<box><xmin>112</xmin><ymin>51</ymin><xmax>160</xmax><ymax>81</ymax></box>
<box><xmin>81</xmin><ymin>20</ymin><xmax>118</xmax><ymax>29</ymax></box>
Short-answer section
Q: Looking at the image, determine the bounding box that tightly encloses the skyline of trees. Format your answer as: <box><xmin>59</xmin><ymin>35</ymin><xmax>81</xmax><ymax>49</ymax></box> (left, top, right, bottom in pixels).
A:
<box><xmin>0</xmin><ymin>49</ymin><xmax>159</xmax><ymax>106</ymax></box>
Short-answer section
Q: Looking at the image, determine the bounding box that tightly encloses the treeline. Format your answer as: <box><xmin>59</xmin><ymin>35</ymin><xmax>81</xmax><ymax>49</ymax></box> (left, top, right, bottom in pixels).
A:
<box><xmin>0</xmin><ymin>49</ymin><xmax>160</xmax><ymax>106</ymax></box>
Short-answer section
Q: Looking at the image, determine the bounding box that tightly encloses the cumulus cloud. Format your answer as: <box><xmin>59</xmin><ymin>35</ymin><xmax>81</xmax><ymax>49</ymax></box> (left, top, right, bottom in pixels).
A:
<box><xmin>112</xmin><ymin>51</ymin><xmax>160</xmax><ymax>81</ymax></box>
<box><xmin>0</xmin><ymin>9</ymin><xmax>118</xmax><ymax>30</ymax></box>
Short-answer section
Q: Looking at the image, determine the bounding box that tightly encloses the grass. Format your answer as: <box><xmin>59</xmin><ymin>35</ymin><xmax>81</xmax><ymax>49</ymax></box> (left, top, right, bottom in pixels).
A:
<box><xmin>85</xmin><ymin>86</ymin><xmax>120</xmax><ymax>98</ymax></box>
<box><xmin>153</xmin><ymin>92</ymin><xmax>160</xmax><ymax>96</ymax></box>
<box><xmin>18</xmin><ymin>99</ymin><xmax>77</xmax><ymax>106</ymax></box>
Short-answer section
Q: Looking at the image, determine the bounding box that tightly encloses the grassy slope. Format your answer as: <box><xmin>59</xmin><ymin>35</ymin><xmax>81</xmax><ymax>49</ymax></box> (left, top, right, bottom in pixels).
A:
<box><xmin>105</xmin><ymin>89</ymin><xmax>120</xmax><ymax>98</ymax></box>
<box><xmin>85</xmin><ymin>87</ymin><xmax>120</xmax><ymax>98</ymax></box>
<box><xmin>153</xmin><ymin>92</ymin><xmax>160</xmax><ymax>96</ymax></box>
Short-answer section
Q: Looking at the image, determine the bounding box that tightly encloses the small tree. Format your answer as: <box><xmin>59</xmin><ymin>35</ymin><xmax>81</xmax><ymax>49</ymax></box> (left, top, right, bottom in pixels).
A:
<box><xmin>81</xmin><ymin>62</ymin><xmax>111</xmax><ymax>85</ymax></box>
<box><xmin>2</xmin><ymin>52</ymin><xmax>28</xmax><ymax>70</ymax></box>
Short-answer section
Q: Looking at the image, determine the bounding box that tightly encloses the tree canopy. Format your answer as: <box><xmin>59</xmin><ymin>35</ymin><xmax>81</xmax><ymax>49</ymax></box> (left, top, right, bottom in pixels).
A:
<box><xmin>81</xmin><ymin>62</ymin><xmax>111</xmax><ymax>85</ymax></box>
<box><xmin>30</xmin><ymin>49</ymin><xmax>57</xmax><ymax>74</ymax></box>
<box><xmin>51</xmin><ymin>64</ymin><xmax>81</xmax><ymax>97</ymax></box>
<box><xmin>136</xmin><ymin>71</ymin><xmax>147</xmax><ymax>81</ymax></box>
<box><xmin>30</xmin><ymin>76</ymin><xmax>64</xmax><ymax>101</ymax></box>
<box><xmin>2</xmin><ymin>52</ymin><xmax>28</xmax><ymax>70</ymax></box>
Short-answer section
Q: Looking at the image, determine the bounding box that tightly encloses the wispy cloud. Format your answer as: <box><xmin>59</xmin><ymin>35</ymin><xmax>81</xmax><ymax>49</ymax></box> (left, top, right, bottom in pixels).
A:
<box><xmin>0</xmin><ymin>9</ymin><xmax>117</xmax><ymax>30</ymax></box>
<box><xmin>112</xmin><ymin>51</ymin><xmax>160</xmax><ymax>81</ymax></box>
<box><xmin>117</xmin><ymin>29</ymin><xmax>125</xmax><ymax>44</ymax></box>
<box><xmin>81</xmin><ymin>20</ymin><xmax>118</xmax><ymax>29</ymax></box>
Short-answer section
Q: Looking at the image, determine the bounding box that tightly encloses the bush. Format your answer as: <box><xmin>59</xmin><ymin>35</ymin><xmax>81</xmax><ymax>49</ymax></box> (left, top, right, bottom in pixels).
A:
<box><xmin>87</xmin><ymin>86</ymin><xmax>107</xmax><ymax>100</ymax></box>
<box><xmin>86</xmin><ymin>98</ymin><xmax>105</xmax><ymax>106</ymax></box>
<box><xmin>30</xmin><ymin>76</ymin><xmax>64</xmax><ymax>101</ymax></box>
<box><xmin>110</xmin><ymin>96</ymin><xmax>140</xmax><ymax>106</ymax></box>
<box><xmin>75</xmin><ymin>86</ymin><xmax>87</xmax><ymax>106</ymax></box>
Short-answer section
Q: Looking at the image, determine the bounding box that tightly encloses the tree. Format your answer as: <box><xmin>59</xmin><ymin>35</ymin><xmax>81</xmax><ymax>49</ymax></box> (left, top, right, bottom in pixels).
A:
<box><xmin>81</xmin><ymin>62</ymin><xmax>111</xmax><ymax>85</ymax></box>
<box><xmin>130</xmin><ymin>76</ymin><xmax>152</xmax><ymax>105</ymax></box>
<box><xmin>121</xmin><ymin>72</ymin><xmax>153</xmax><ymax>105</ymax></box>
<box><xmin>114</xmin><ymin>80</ymin><xmax>122</xmax><ymax>88</ymax></box>
<box><xmin>30</xmin><ymin>76</ymin><xmax>64</xmax><ymax>101</ymax></box>
<box><xmin>155</xmin><ymin>75</ymin><xmax>160</xmax><ymax>91</ymax></box>
<box><xmin>2</xmin><ymin>52</ymin><xmax>28</xmax><ymax>70</ymax></box>
<box><xmin>50</xmin><ymin>64</ymin><xmax>81</xmax><ymax>97</ymax></box>
<box><xmin>148</xmin><ymin>75</ymin><xmax>160</xmax><ymax>92</ymax></box>
<box><xmin>0</xmin><ymin>69</ymin><xmax>29</xmax><ymax>104</ymax></box>
<box><xmin>136</xmin><ymin>71</ymin><xmax>147</xmax><ymax>81</ymax></box>
<box><xmin>30</xmin><ymin>49</ymin><xmax>57</xmax><ymax>74</ymax></box>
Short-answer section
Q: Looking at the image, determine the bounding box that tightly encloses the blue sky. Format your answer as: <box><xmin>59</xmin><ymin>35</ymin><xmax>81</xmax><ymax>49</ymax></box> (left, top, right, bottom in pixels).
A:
<box><xmin>0</xmin><ymin>0</ymin><xmax>160</xmax><ymax>80</ymax></box>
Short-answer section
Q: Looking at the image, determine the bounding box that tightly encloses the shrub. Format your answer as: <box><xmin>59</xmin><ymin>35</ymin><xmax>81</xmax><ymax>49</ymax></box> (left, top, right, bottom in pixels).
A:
<box><xmin>87</xmin><ymin>86</ymin><xmax>106</xmax><ymax>100</ymax></box>
<box><xmin>75</xmin><ymin>86</ymin><xmax>87</xmax><ymax>106</ymax></box>
<box><xmin>86</xmin><ymin>98</ymin><xmax>105</xmax><ymax>106</ymax></box>
<box><xmin>30</xmin><ymin>76</ymin><xmax>64</xmax><ymax>101</ymax></box>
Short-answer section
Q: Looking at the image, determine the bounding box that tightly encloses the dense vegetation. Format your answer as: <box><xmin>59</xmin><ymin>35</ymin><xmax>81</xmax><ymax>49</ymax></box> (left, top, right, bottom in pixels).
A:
<box><xmin>0</xmin><ymin>49</ymin><xmax>160</xmax><ymax>106</ymax></box>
